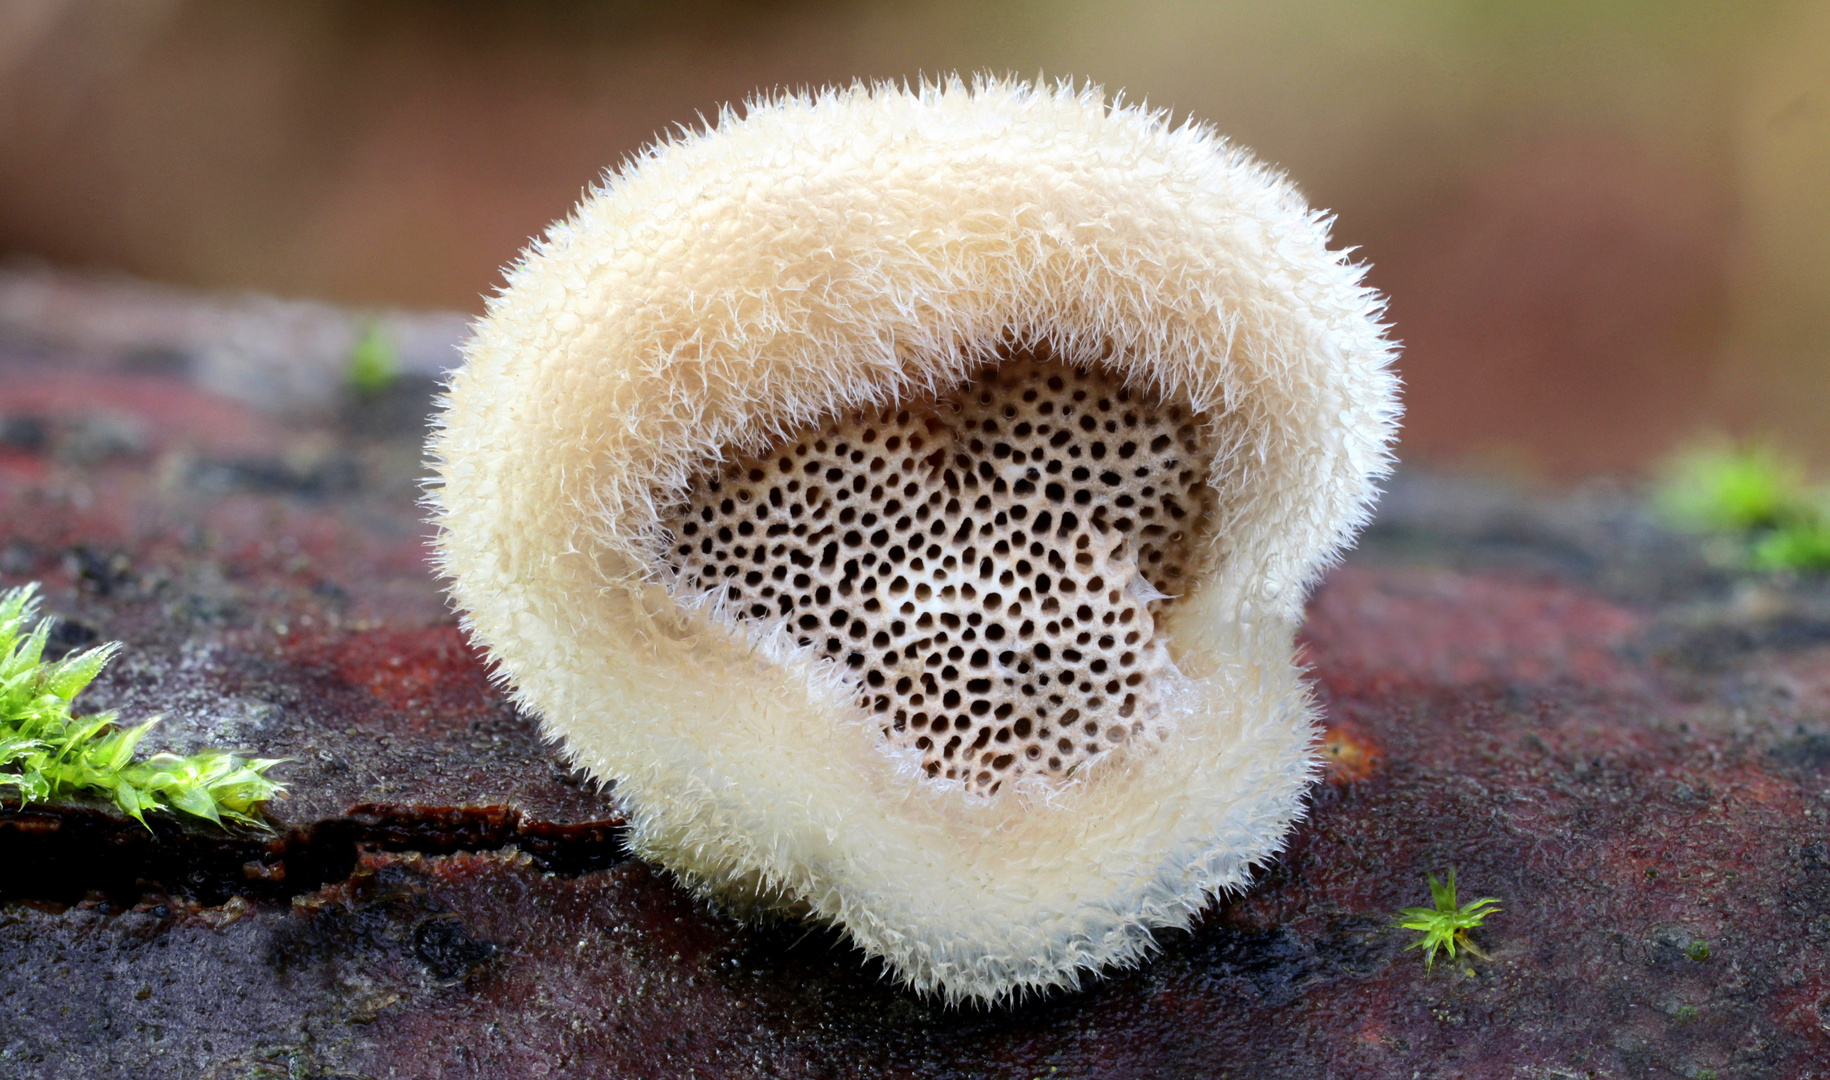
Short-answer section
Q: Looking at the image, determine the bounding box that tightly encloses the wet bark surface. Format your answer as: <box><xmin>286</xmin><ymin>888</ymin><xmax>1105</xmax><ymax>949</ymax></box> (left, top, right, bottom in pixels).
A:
<box><xmin>4</xmin><ymin>330</ymin><xmax>1830</xmax><ymax>1078</ymax></box>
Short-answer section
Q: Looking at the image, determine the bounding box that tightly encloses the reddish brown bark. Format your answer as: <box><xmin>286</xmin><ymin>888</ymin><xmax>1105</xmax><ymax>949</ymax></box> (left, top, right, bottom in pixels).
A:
<box><xmin>4</xmin><ymin>334</ymin><xmax>1829</xmax><ymax>1078</ymax></box>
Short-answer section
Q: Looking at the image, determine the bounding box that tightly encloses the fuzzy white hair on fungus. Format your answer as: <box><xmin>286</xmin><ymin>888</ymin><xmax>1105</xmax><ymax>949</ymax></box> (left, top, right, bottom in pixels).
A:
<box><xmin>428</xmin><ymin>76</ymin><xmax>1401</xmax><ymax>1004</ymax></box>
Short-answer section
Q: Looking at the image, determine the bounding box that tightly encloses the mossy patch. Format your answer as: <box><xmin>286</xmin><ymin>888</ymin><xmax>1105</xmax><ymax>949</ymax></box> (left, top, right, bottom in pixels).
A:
<box><xmin>1659</xmin><ymin>440</ymin><xmax>1830</xmax><ymax>573</ymax></box>
<box><xmin>0</xmin><ymin>583</ymin><xmax>284</xmax><ymax>828</ymax></box>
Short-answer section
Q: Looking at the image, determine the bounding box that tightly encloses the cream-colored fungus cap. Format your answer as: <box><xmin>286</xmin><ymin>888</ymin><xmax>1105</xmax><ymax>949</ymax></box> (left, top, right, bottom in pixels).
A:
<box><xmin>429</xmin><ymin>78</ymin><xmax>1400</xmax><ymax>1003</ymax></box>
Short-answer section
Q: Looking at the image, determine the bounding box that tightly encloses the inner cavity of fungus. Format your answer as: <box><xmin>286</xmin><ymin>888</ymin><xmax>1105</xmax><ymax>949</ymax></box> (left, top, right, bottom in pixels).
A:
<box><xmin>658</xmin><ymin>358</ymin><xmax>1218</xmax><ymax>795</ymax></box>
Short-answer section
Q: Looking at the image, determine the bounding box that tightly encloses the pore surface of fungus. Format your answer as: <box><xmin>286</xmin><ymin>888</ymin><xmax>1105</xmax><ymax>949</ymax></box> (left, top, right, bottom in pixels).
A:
<box><xmin>660</xmin><ymin>356</ymin><xmax>1208</xmax><ymax>794</ymax></box>
<box><xmin>430</xmin><ymin>79</ymin><xmax>1400</xmax><ymax>1003</ymax></box>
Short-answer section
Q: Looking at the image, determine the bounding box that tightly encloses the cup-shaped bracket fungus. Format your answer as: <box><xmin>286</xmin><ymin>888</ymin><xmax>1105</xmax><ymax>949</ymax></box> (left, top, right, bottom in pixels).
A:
<box><xmin>429</xmin><ymin>79</ymin><xmax>1400</xmax><ymax>1003</ymax></box>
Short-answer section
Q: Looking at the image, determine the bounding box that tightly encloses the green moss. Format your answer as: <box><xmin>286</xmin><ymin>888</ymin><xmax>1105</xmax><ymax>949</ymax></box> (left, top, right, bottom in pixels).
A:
<box><xmin>0</xmin><ymin>583</ymin><xmax>284</xmax><ymax>828</ymax></box>
<box><xmin>1660</xmin><ymin>440</ymin><xmax>1830</xmax><ymax>573</ymax></box>
<box><xmin>1659</xmin><ymin>442</ymin><xmax>1804</xmax><ymax>532</ymax></box>
<box><xmin>346</xmin><ymin>321</ymin><xmax>400</xmax><ymax>397</ymax></box>
<box><xmin>1752</xmin><ymin>515</ymin><xmax>1830</xmax><ymax>572</ymax></box>
<box><xmin>1394</xmin><ymin>868</ymin><xmax>1501</xmax><ymax>972</ymax></box>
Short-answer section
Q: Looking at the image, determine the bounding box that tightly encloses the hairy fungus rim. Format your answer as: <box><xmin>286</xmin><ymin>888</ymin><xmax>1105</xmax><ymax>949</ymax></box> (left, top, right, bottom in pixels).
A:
<box><xmin>426</xmin><ymin>78</ymin><xmax>1402</xmax><ymax>1003</ymax></box>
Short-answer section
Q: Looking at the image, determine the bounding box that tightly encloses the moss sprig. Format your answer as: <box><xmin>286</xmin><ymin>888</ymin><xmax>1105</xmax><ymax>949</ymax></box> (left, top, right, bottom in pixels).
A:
<box><xmin>346</xmin><ymin>320</ymin><xmax>400</xmax><ymax>397</ymax></box>
<box><xmin>1659</xmin><ymin>440</ymin><xmax>1830</xmax><ymax>573</ymax></box>
<box><xmin>1395</xmin><ymin>868</ymin><xmax>1500</xmax><ymax>972</ymax></box>
<box><xmin>0</xmin><ymin>583</ymin><xmax>284</xmax><ymax>829</ymax></box>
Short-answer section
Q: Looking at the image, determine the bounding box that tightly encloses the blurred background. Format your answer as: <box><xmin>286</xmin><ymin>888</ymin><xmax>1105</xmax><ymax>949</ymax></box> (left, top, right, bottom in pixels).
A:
<box><xmin>1</xmin><ymin>0</ymin><xmax>1826</xmax><ymax>477</ymax></box>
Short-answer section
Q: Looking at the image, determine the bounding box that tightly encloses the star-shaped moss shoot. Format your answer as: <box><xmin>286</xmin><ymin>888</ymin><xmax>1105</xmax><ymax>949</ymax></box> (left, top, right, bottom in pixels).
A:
<box><xmin>1396</xmin><ymin>869</ymin><xmax>1500</xmax><ymax>971</ymax></box>
<box><xmin>0</xmin><ymin>583</ymin><xmax>284</xmax><ymax>829</ymax></box>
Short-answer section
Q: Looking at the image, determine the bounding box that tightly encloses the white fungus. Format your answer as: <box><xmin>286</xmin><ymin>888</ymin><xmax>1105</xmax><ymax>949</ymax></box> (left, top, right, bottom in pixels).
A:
<box><xmin>429</xmin><ymin>78</ymin><xmax>1401</xmax><ymax>1003</ymax></box>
